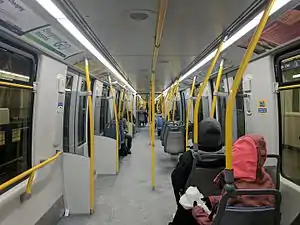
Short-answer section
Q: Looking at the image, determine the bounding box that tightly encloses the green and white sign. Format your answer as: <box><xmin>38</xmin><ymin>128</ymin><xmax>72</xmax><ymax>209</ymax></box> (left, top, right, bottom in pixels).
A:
<box><xmin>0</xmin><ymin>0</ymin><xmax>47</xmax><ymax>35</ymax></box>
<box><xmin>25</xmin><ymin>26</ymin><xmax>82</xmax><ymax>59</ymax></box>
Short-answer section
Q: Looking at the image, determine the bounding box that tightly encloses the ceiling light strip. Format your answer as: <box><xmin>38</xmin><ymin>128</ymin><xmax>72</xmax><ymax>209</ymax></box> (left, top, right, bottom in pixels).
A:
<box><xmin>177</xmin><ymin>0</ymin><xmax>291</xmax><ymax>83</ymax></box>
<box><xmin>36</xmin><ymin>0</ymin><xmax>136</xmax><ymax>93</ymax></box>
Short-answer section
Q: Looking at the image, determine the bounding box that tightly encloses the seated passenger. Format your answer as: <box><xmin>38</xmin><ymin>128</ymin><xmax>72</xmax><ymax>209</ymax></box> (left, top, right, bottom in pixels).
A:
<box><xmin>122</xmin><ymin>118</ymin><xmax>132</xmax><ymax>155</ymax></box>
<box><xmin>192</xmin><ymin>134</ymin><xmax>275</xmax><ymax>225</ymax></box>
<box><xmin>171</xmin><ymin>118</ymin><xmax>223</xmax><ymax>205</ymax></box>
<box><xmin>169</xmin><ymin>118</ymin><xmax>224</xmax><ymax>225</ymax></box>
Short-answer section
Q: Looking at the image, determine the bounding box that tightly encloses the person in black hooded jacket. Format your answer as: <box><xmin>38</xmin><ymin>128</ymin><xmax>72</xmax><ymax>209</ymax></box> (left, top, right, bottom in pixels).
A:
<box><xmin>169</xmin><ymin>118</ymin><xmax>224</xmax><ymax>225</ymax></box>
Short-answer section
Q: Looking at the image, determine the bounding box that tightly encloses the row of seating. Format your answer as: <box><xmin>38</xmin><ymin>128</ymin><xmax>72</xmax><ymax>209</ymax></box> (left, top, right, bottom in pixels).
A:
<box><xmin>161</xmin><ymin>119</ymin><xmax>282</xmax><ymax>225</ymax></box>
<box><xmin>160</xmin><ymin>120</ymin><xmax>185</xmax><ymax>155</ymax></box>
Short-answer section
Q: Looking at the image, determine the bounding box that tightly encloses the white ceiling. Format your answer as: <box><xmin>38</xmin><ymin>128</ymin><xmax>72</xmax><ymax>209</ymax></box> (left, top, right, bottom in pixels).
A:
<box><xmin>68</xmin><ymin>0</ymin><xmax>256</xmax><ymax>92</ymax></box>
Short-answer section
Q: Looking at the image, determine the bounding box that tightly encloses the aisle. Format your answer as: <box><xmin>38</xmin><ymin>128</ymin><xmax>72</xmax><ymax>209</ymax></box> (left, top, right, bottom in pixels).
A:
<box><xmin>58</xmin><ymin>127</ymin><xmax>177</xmax><ymax>225</ymax></box>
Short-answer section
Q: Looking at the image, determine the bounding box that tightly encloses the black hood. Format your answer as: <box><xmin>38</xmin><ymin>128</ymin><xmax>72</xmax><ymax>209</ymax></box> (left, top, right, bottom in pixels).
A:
<box><xmin>198</xmin><ymin>118</ymin><xmax>223</xmax><ymax>152</ymax></box>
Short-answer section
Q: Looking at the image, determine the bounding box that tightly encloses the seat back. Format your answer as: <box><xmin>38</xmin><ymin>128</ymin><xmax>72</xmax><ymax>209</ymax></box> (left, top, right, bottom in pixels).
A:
<box><xmin>104</xmin><ymin>120</ymin><xmax>121</xmax><ymax>148</ymax></box>
<box><xmin>218</xmin><ymin>206</ymin><xmax>277</xmax><ymax>225</ymax></box>
<box><xmin>160</xmin><ymin>121</ymin><xmax>167</xmax><ymax>143</ymax></box>
<box><xmin>138</xmin><ymin>112</ymin><xmax>145</xmax><ymax>124</ymax></box>
<box><xmin>265</xmin><ymin>154</ymin><xmax>280</xmax><ymax>189</ymax></box>
<box><xmin>164</xmin><ymin>124</ymin><xmax>185</xmax><ymax>155</ymax></box>
<box><xmin>119</xmin><ymin>121</ymin><xmax>125</xmax><ymax>144</ymax></box>
<box><xmin>185</xmin><ymin>154</ymin><xmax>225</xmax><ymax>196</ymax></box>
<box><xmin>214</xmin><ymin>189</ymin><xmax>281</xmax><ymax>225</ymax></box>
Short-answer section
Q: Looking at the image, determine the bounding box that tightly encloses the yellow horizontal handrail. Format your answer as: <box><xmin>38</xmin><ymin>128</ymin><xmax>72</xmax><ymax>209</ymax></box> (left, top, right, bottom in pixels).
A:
<box><xmin>0</xmin><ymin>81</ymin><xmax>33</xmax><ymax>89</ymax></box>
<box><xmin>279</xmin><ymin>84</ymin><xmax>300</xmax><ymax>90</ymax></box>
<box><xmin>0</xmin><ymin>151</ymin><xmax>62</xmax><ymax>192</ymax></box>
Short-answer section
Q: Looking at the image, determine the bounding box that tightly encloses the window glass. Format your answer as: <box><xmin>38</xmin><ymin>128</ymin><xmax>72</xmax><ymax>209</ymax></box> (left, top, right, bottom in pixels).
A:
<box><xmin>0</xmin><ymin>48</ymin><xmax>33</xmax><ymax>83</ymax></box>
<box><xmin>280</xmin><ymin>88</ymin><xmax>300</xmax><ymax>185</ymax></box>
<box><xmin>78</xmin><ymin>94</ymin><xmax>87</xmax><ymax>146</ymax></box>
<box><xmin>63</xmin><ymin>75</ymin><xmax>73</xmax><ymax>152</ymax></box>
<box><xmin>99</xmin><ymin>85</ymin><xmax>109</xmax><ymax>134</ymax></box>
<box><xmin>236</xmin><ymin>84</ymin><xmax>245</xmax><ymax>138</ymax></box>
<box><xmin>281</xmin><ymin>53</ymin><xmax>300</xmax><ymax>83</ymax></box>
<box><xmin>0</xmin><ymin>86</ymin><xmax>33</xmax><ymax>191</ymax></box>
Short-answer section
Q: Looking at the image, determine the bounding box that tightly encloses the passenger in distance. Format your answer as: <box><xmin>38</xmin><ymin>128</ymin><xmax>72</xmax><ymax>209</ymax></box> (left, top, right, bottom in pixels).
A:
<box><xmin>156</xmin><ymin>114</ymin><xmax>163</xmax><ymax>137</ymax></box>
<box><xmin>192</xmin><ymin>134</ymin><xmax>275</xmax><ymax>225</ymax></box>
<box><xmin>169</xmin><ymin>118</ymin><xmax>224</xmax><ymax>225</ymax></box>
<box><xmin>122</xmin><ymin>118</ymin><xmax>133</xmax><ymax>155</ymax></box>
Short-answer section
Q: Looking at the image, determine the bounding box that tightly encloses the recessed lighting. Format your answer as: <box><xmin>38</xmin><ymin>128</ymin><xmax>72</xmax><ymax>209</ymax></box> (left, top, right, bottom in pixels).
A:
<box><xmin>159</xmin><ymin>60</ymin><xmax>169</xmax><ymax>64</ymax></box>
<box><xmin>130</xmin><ymin>12</ymin><xmax>149</xmax><ymax>21</ymax></box>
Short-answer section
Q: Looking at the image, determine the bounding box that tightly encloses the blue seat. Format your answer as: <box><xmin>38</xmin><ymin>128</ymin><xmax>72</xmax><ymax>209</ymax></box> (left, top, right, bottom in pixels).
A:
<box><xmin>103</xmin><ymin>120</ymin><xmax>122</xmax><ymax>149</ymax></box>
<box><xmin>214</xmin><ymin>189</ymin><xmax>281</xmax><ymax>225</ymax></box>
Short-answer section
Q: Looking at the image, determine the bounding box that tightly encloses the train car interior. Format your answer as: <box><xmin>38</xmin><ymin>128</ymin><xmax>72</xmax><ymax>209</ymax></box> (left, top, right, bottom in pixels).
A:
<box><xmin>0</xmin><ymin>0</ymin><xmax>300</xmax><ymax>225</ymax></box>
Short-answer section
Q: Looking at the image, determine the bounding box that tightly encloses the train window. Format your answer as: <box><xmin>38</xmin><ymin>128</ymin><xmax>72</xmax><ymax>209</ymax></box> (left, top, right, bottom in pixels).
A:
<box><xmin>216</xmin><ymin>78</ymin><xmax>227</xmax><ymax>143</ymax></box>
<box><xmin>78</xmin><ymin>95</ymin><xmax>87</xmax><ymax>146</ymax></box>
<box><xmin>63</xmin><ymin>75</ymin><xmax>73</xmax><ymax>152</ymax></box>
<box><xmin>0</xmin><ymin>85</ymin><xmax>33</xmax><ymax>190</ymax></box>
<box><xmin>236</xmin><ymin>84</ymin><xmax>245</xmax><ymax>138</ymax></box>
<box><xmin>281</xmin><ymin>54</ymin><xmax>300</xmax><ymax>83</ymax></box>
<box><xmin>0</xmin><ymin>45</ymin><xmax>34</xmax><ymax>192</ymax></box>
<box><xmin>280</xmin><ymin>88</ymin><xmax>300</xmax><ymax>185</ymax></box>
<box><xmin>0</xmin><ymin>48</ymin><xmax>33</xmax><ymax>83</ymax></box>
<box><xmin>99</xmin><ymin>85</ymin><xmax>109</xmax><ymax>134</ymax></box>
<box><xmin>77</xmin><ymin>79</ymin><xmax>87</xmax><ymax>146</ymax></box>
<box><xmin>278</xmin><ymin>52</ymin><xmax>300</xmax><ymax>185</ymax></box>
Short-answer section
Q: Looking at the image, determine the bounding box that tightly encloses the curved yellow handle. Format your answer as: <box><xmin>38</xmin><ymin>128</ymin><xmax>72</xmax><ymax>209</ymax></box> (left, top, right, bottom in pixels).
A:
<box><xmin>193</xmin><ymin>41</ymin><xmax>224</xmax><ymax>146</ymax></box>
<box><xmin>185</xmin><ymin>76</ymin><xmax>196</xmax><ymax>151</ymax></box>
<box><xmin>225</xmin><ymin>0</ymin><xmax>275</xmax><ymax>170</ymax></box>
<box><xmin>210</xmin><ymin>58</ymin><xmax>224</xmax><ymax>118</ymax></box>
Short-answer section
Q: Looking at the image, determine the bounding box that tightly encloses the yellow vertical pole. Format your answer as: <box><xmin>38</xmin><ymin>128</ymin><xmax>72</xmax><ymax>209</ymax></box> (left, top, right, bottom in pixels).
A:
<box><xmin>118</xmin><ymin>90</ymin><xmax>124</xmax><ymax>119</ymax></box>
<box><xmin>185</xmin><ymin>76</ymin><xmax>196</xmax><ymax>151</ymax></box>
<box><xmin>161</xmin><ymin>95</ymin><xmax>165</xmax><ymax>118</ymax></box>
<box><xmin>193</xmin><ymin>40</ymin><xmax>224</xmax><ymax>147</ymax></box>
<box><xmin>148</xmin><ymin>94</ymin><xmax>152</xmax><ymax>143</ymax></box>
<box><xmin>225</xmin><ymin>0</ymin><xmax>275</xmax><ymax>170</ymax></box>
<box><xmin>85</xmin><ymin>59</ymin><xmax>95</xmax><ymax>214</ymax></box>
<box><xmin>151</xmin><ymin>73</ymin><xmax>156</xmax><ymax>190</ymax></box>
<box><xmin>210</xmin><ymin>58</ymin><xmax>224</xmax><ymax>118</ymax></box>
<box><xmin>122</xmin><ymin>92</ymin><xmax>126</xmax><ymax>120</ymax></box>
<box><xmin>172</xmin><ymin>82</ymin><xmax>180</xmax><ymax>121</ymax></box>
<box><xmin>108</xmin><ymin>76</ymin><xmax>119</xmax><ymax>173</ymax></box>
<box><xmin>131</xmin><ymin>94</ymin><xmax>134</xmax><ymax>123</ymax></box>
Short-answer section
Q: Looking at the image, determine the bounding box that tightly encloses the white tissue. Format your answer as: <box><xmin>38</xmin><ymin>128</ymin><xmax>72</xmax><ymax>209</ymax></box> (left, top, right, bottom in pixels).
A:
<box><xmin>179</xmin><ymin>186</ymin><xmax>211</xmax><ymax>215</ymax></box>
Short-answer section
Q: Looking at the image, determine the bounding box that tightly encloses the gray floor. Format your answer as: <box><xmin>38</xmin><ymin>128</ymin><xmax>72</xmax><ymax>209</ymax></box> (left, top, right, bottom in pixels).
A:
<box><xmin>58</xmin><ymin>127</ymin><xmax>177</xmax><ymax>225</ymax></box>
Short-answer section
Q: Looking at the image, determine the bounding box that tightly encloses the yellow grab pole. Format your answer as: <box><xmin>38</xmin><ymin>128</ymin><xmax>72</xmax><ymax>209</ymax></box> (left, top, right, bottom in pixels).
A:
<box><xmin>185</xmin><ymin>76</ymin><xmax>196</xmax><ymax>151</ymax></box>
<box><xmin>151</xmin><ymin>73</ymin><xmax>156</xmax><ymax>190</ymax></box>
<box><xmin>108</xmin><ymin>76</ymin><xmax>119</xmax><ymax>173</ymax></box>
<box><xmin>193</xmin><ymin>40</ymin><xmax>224</xmax><ymax>146</ymax></box>
<box><xmin>225</xmin><ymin>0</ymin><xmax>275</xmax><ymax>170</ymax></box>
<box><xmin>121</xmin><ymin>92</ymin><xmax>126</xmax><ymax>120</ymax></box>
<box><xmin>172</xmin><ymin>82</ymin><xmax>180</xmax><ymax>121</ymax></box>
<box><xmin>118</xmin><ymin>90</ymin><xmax>124</xmax><ymax>119</ymax></box>
<box><xmin>167</xmin><ymin>85</ymin><xmax>176</xmax><ymax>121</ymax></box>
<box><xmin>161</xmin><ymin>95</ymin><xmax>165</xmax><ymax>118</ymax></box>
<box><xmin>84</xmin><ymin>59</ymin><xmax>95</xmax><ymax>214</ymax></box>
<box><xmin>131</xmin><ymin>94</ymin><xmax>134</xmax><ymax>123</ymax></box>
<box><xmin>210</xmin><ymin>58</ymin><xmax>224</xmax><ymax>118</ymax></box>
<box><xmin>126</xmin><ymin>96</ymin><xmax>130</xmax><ymax>122</ymax></box>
